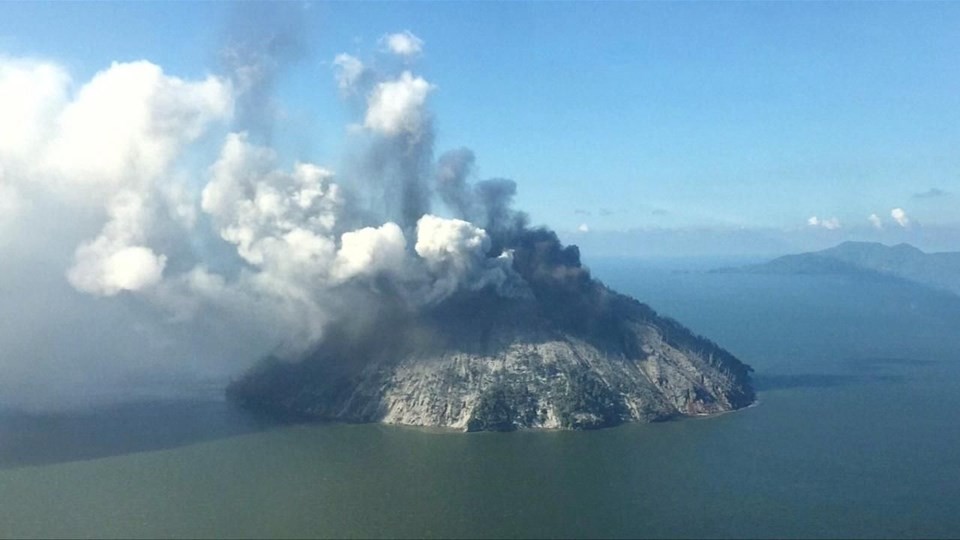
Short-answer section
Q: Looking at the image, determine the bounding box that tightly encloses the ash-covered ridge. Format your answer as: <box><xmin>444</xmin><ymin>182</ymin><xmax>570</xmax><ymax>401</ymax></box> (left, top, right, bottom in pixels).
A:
<box><xmin>228</xmin><ymin>227</ymin><xmax>755</xmax><ymax>431</ymax></box>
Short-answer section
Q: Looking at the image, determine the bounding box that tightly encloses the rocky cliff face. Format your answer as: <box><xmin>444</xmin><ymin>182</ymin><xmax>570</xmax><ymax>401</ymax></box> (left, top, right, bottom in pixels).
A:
<box><xmin>227</xmin><ymin>283</ymin><xmax>755</xmax><ymax>431</ymax></box>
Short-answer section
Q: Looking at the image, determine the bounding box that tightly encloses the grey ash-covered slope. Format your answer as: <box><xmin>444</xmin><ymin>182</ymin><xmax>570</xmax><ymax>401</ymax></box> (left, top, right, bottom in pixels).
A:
<box><xmin>721</xmin><ymin>241</ymin><xmax>960</xmax><ymax>297</ymax></box>
<box><xmin>228</xmin><ymin>229</ymin><xmax>754</xmax><ymax>431</ymax></box>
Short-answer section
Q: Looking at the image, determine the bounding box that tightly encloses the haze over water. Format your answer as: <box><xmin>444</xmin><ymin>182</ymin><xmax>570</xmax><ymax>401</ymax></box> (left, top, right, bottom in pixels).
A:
<box><xmin>2</xmin><ymin>258</ymin><xmax>959</xmax><ymax>539</ymax></box>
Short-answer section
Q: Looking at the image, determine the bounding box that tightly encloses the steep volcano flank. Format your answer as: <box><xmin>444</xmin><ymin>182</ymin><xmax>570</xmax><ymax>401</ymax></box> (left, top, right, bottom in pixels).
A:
<box><xmin>504</xmin><ymin>228</ymin><xmax>750</xmax><ymax>384</ymax></box>
<box><xmin>228</xmin><ymin>228</ymin><xmax>755</xmax><ymax>431</ymax></box>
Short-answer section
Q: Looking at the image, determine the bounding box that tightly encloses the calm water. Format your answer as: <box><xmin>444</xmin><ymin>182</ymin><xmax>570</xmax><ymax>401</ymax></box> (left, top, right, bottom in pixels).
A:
<box><xmin>2</xmin><ymin>259</ymin><xmax>960</xmax><ymax>538</ymax></box>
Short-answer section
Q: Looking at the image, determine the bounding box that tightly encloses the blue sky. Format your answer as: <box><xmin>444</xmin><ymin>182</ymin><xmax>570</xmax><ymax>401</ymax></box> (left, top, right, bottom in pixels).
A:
<box><xmin>2</xmin><ymin>1</ymin><xmax>959</xmax><ymax>252</ymax></box>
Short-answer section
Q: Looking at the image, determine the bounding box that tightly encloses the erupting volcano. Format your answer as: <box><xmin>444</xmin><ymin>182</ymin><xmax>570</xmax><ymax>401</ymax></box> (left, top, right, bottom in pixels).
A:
<box><xmin>224</xmin><ymin>147</ymin><xmax>754</xmax><ymax>431</ymax></box>
<box><xmin>227</xmin><ymin>221</ymin><xmax>755</xmax><ymax>431</ymax></box>
<box><xmin>211</xmin><ymin>32</ymin><xmax>756</xmax><ymax>431</ymax></box>
<box><xmin>0</xmin><ymin>24</ymin><xmax>753</xmax><ymax>424</ymax></box>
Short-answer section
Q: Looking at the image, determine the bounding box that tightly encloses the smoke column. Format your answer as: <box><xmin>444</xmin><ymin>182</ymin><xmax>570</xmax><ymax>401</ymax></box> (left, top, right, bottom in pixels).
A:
<box><xmin>0</xmin><ymin>24</ymin><xmax>592</xmax><ymax>411</ymax></box>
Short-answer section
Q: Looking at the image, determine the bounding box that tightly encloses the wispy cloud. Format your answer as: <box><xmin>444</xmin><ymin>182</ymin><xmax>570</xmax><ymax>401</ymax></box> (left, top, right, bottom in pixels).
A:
<box><xmin>332</xmin><ymin>53</ymin><xmax>366</xmax><ymax>93</ymax></box>
<box><xmin>913</xmin><ymin>187</ymin><xmax>949</xmax><ymax>199</ymax></box>
<box><xmin>868</xmin><ymin>213</ymin><xmax>883</xmax><ymax>230</ymax></box>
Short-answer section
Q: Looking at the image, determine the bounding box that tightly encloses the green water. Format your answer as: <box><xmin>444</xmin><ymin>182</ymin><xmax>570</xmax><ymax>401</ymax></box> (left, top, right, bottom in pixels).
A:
<box><xmin>2</xmin><ymin>262</ymin><xmax>960</xmax><ymax>538</ymax></box>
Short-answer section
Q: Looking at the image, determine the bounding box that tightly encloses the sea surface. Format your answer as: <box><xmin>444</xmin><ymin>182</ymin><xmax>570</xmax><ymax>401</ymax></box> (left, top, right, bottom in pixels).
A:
<box><xmin>2</xmin><ymin>257</ymin><xmax>960</xmax><ymax>538</ymax></box>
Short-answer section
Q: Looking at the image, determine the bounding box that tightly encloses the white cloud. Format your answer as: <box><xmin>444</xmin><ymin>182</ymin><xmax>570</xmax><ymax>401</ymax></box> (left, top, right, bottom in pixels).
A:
<box><xmin>0</xmin><ymin>57</ymin><xmax>234</xmax><ymax>297</ymax></box>
<box><xmin>807</xmin><ymin>216</ymin><xmax>840</xmax><ymax>230</ymax></box>
<box><xmin>0</xmin><ymin>59</ymin><xmax>233</xmax><ymax>201</ymax></box>
<box><xmin>868</xmin><ymin>213</ymin><xmax>883</xmax><ymax>230</ymax></box>
<box><xmin>578</xmin><ymin>223</ymin><xmax>590</xmax><ymax>233</ymax></box>
<box><xmin>821</xmin><ymin>217</ymin><xmax>841</xmax><ymax>230</ymax></box>
<box><xmin>332</xmin><ymin>53</ymin><xmax>365</xmax><ymax>93</ymax></box>
<box><xmin>364</xmin><ymin>71</ymin><xmax>433</xmax><ymax>136</ymax></box>
<box><xmin>44</xmin><ymin>61</ymin><xmax>233</xmax><ymax>196</ymax></box>
<box><xmin>381</xmin><ymin>31</ymin><xmax>424</xmax><ymax>58</ymax></box>
<box><xmin>67</xmin><ymin>191</ymin><xmax>166</xmax><ymax>295</ymax></box>
<box><xmin>891</xmin><ymin>207</ymin><xmax>910</xmax><ymax>228</ymax></box>
<box><xmin>0</xmin><ymin>58</ymin><xmax>70</xmax><ymax>165</ymax></box>
<box><xmin>30</xmin><ymin>61</ymin><xmax>234</xmax><ymax>297</ymax></box>
<box><xmin>102</xmin><ymin>246</ymin><xmax>167</xmax><ymax>291</ymax></box>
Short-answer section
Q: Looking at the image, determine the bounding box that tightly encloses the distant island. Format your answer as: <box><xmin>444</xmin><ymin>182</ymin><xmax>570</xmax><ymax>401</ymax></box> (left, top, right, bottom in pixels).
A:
<box><xmin>228</xmin><ymin>230</ymin><xmax>755</xmax><ymax>432</ymax></box>
<box><xmin>716</xmin><ymin>241</ymin><xmax>960</xmax><ymax>297</ymax></box>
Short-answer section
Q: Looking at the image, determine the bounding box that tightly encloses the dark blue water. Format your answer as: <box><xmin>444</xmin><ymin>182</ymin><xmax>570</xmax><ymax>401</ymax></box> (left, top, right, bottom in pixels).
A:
<box><xmin>1</xmin><ymin>260</ymin><xmax>958</xmax><ymax>538</ymax></box>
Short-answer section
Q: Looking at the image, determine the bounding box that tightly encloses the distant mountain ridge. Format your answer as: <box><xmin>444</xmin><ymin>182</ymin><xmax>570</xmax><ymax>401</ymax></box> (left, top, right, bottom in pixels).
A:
<box><xmin>719</xmin><ymin>242</ymin><xmax>960</xmax><ymax>297</ymax></box>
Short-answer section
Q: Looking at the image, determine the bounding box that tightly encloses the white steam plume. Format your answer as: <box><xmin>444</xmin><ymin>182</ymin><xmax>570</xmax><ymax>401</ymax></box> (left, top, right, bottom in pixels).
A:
<box><xmin>0</xmin><ymin>30</ymin><xmax>541</xmax><ymax>410</ymax></box>
<box><xmin>364</xmin><ymin>71</ymin><xmax>433</xmax><ymax>137</ymax></box>
<box><xmin>67</xmin><ymin>192</ymin><xmax>167</xmax><ymax>295</ymax></box>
